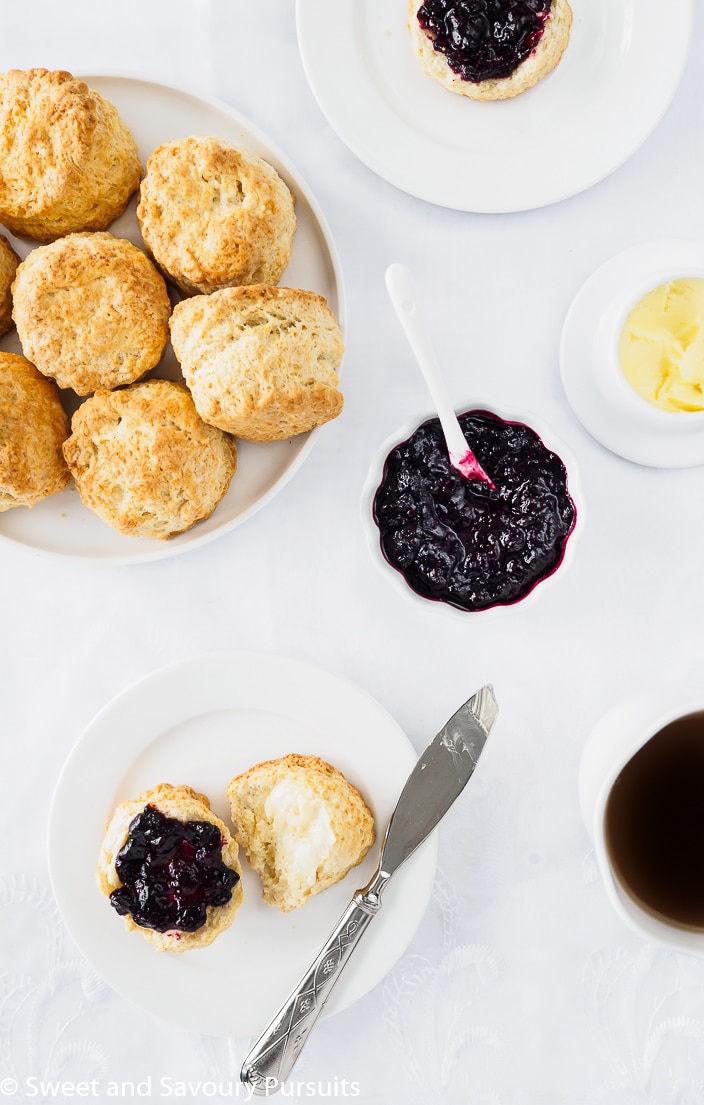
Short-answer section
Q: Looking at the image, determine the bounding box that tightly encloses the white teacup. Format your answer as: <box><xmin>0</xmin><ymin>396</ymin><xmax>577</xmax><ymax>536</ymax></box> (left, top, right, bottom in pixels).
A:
<box><xmin>579</xmin><ymin>687</ymin><xmax>704</xmax><ymax>955</ymax></box>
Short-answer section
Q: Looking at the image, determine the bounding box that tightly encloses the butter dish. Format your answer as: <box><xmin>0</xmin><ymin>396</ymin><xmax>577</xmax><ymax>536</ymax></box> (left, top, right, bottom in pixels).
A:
<box><xmin>560</xmin><ymin>240</ymin><xmax>704</xmax><ymax>468</ymax></box>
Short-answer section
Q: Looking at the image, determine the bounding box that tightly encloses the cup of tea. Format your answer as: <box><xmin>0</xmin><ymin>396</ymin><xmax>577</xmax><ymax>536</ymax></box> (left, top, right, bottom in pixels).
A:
<box><xmin>579</xmin><ymin>688</ymin><xmax>704</xmax><ymax>954</ymax></box>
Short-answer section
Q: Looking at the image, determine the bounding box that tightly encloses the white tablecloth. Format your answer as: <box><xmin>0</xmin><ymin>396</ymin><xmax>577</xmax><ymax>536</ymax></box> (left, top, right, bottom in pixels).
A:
<box><xmin>2</xmin><ymin>2</ymin><xmax>704</xmax><ymax>1102</ymax></box>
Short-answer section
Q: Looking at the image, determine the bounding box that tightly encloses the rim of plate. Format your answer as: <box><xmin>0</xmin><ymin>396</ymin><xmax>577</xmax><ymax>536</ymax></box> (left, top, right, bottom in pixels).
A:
<box><xmin>296</xmin><ymin>0</ymin><xmax>693</xmax><ymax>213</ymax></box>
<box><xmin>0</xmin><ymin>72</ymin><xmax>346</xmax><ymax>566</ymax></box>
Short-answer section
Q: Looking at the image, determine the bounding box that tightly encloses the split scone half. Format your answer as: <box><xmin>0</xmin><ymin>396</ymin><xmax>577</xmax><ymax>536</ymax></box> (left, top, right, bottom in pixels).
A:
<box><xmin>170</xmin><ymin>285</ymin><xmax>344</xmax><ymax>442</ymax></box>
<box><xmin>409</xmin><ymin>0</ymin><xmax>572</xmax><ymax>101</ymax></box>
<box><xmin>97</xmin><ymin>783</ymin><xmax>243</xmax><ymax>953</ymax></box>
<box><xmin>0</xmin><ymin>352</ymin><xmax>70</xmax><ymax>511</ymax></box>
<box><xmin>227</xmin><ymin>754</ymin><xmax>375</xmax><ymax>912</ymax></box>
<box><xmin>0</xmin><ymin>68</ymin><xmax>142</xmax><ymax>241</ymax></box>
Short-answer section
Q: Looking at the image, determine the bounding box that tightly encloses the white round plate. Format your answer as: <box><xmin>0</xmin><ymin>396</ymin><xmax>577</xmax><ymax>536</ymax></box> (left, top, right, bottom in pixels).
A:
<box><xmin>560</xmin><ymin>240</ymin><xmax>704</xmax><ymax>467</ymax></box>
<box><xmin>0</xmin><ymin>75</ymin><xmax>344</xmax><ymax>563</ymax></box>
<box><xmin>47</xmin><ymin>652</ymin><xmax>437</xmax><ymax>1037</ymax></box>
<box><xmin>296</xmin><ymin>0</ymin><xmax>693</xmax><ymax>213</ymax></box>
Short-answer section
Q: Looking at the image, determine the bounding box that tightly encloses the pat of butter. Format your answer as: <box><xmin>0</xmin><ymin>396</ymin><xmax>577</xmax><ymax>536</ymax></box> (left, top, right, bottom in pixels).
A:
<box><xmin>264</xmin><ymin>778</ymin><xmax>335</xmax><ymax>889</ymax></box>
<box><xmin>618</xmin><ymin>278</ymin><xmax>704</xmax><ymax>412</ymax></box>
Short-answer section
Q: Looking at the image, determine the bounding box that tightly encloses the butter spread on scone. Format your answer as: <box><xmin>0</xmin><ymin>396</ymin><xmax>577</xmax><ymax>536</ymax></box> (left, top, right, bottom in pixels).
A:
<box><xmin>409</xmin><ymin>0</ymin><xmax>572</xmax><ymax>101</ymax></box>
<box><xmin>170</xmin><ymin>285</ymin><xmax>344</xmax><ymax>442</ymax></box>
<box><xmin>227</xmin><ymin>754</ymin><xmax>375</xmax><ymax>912</ymax></box>
<box><xmin>0</xmin><ymin>351</ymin><xmax>70</xmax><ymax>511</ymax></box>
<box><xmin>0</xmin><ymin>69</ymin><xmax>142</xmax><ymax>241</ymax></box>
<box><xmin>62</xmin><ymin>379</ymin><xmax>237</xmax><ymax>539</ymax></box>
<box><xmin>12</xmin><ymin>232</ymin><xmax>171</xmax><ymax>396</ymax></box>
<box><xmin>97</xmin><ymin>784</ymin><xmax>243</xmax><ymax>953</ymax></box>
<box><xmin>0</xmin><ymin>233</ymin><xmax>20</xmax><ymax>336</ymax></box>
<box><xmin>137</xmin><ymin>135</ymin><xmax>296</xmax><ymax>295</ymax></box>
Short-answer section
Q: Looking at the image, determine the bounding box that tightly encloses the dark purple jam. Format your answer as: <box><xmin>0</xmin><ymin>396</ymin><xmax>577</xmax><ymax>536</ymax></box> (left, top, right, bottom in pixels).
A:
<box><xmin>110</xmin><ymin>805</ymin><xmax>239</xmax><ymax>934</ymax></box>
<box><xmin>416</xmin><ymin>0</ymin><xmax>552</xmax><ymax>83</ymax></box>
<box><xmin>373</xmin><ymin>410</ymin><xmax>576</xmax><ymax>612</ymax></box>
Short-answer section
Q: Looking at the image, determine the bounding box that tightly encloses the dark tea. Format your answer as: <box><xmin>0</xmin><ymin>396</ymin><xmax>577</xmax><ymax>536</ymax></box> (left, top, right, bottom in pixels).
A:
<box><xmin>605</xmin><ymin>711</ymin><xmax>704</xmax><ymax>931</ymax></box>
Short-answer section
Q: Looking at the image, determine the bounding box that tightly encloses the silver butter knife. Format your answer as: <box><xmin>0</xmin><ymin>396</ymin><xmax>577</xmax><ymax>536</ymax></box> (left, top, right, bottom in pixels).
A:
<box><xmin>240</xmin><ymin>683</ymin><xmax>498</xmax><ymax>1095</ymax></box>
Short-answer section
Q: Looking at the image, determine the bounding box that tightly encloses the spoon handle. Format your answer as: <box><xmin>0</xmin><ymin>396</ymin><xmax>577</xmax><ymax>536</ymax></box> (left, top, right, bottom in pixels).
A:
<box><xmin>385</xmin><ymin>262</ymin><xmax>468</xmax><ymax>461</ymax></box>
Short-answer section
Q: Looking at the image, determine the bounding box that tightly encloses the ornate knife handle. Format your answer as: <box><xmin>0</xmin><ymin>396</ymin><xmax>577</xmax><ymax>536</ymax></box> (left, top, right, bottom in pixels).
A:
<box><xmin>241</xmin><ymin>871</ymin><xmax>387</xmax><ymax>1095</ymax></box>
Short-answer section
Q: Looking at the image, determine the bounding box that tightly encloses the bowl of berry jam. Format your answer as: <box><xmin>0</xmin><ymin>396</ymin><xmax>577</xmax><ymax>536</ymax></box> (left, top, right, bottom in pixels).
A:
<box><xmin>362</xmin><ymin>403</ymin><xmax>584</xmax><ymax>618</ymax></box>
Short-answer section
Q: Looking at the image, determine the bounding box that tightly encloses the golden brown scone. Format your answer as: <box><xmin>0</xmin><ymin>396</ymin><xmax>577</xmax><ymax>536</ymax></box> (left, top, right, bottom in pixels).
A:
<box><xmin>0</xmin><ymin>68</ymin><xmax>142</xmax><ymax>241</ymax></box>
<box><xmin>12</xmin><ymin>232</ymin><xmax>171</xmax><ymax>396</ymax></box>
<box><xmin>408</xmin><ymin>0</ymin><xmax>572</xmax><ymax>101</ymax></box>
<box><xmin>227</xmin><ymin>754</ymin><xmax>375</xmax><ymax>912</ymax></box>
<box><xmin>170</xmin><ymin>285</ymin><xmax>344</xmax><ymax>442</ymax></box>
<box><xmin>0</xmin><ymin>233</ymin><xmax>20</xmax><ymax>335</ymax></box>
<box><xmin>97</xmin><ymin>784</ymin><xmax>243</xmax><ymax>953</ymax></box>
<box><xmin>62</xmin><ymin>379</ymin><xmax>237</xmax><ymax>539</ymax></box>
<box><xmin>0</xmin><ymin>352</ymin><xmax>70</xmax><ymax>511</ymax></box>
<box><xmin>136</xmin><ymin>135</ymin><xmax>296</xmax><ymax>295</ymax></box>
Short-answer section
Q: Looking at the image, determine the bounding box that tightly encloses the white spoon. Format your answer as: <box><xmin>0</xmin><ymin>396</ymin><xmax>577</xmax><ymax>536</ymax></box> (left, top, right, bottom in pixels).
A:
<box><xmin>385</xmin><ymin>262</ymin><xmax>495</xmax><ymax>488</ymax></box>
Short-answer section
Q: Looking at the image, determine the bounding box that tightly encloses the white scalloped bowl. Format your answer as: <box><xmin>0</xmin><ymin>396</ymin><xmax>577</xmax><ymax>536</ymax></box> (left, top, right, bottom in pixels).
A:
<box><xmin>360</xmin><ymin>400</ymin><xmax>585</xmax><ymax>622</ymax></box>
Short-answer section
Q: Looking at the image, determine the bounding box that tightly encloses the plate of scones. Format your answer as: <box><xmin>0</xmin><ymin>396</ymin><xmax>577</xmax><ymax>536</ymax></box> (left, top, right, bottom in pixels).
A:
<box><xmin>296</xmin><ymin>0</ymin><xmax>693</xmax><ymax>211</ymax></box>
<box><xmin>0</xmin><ymin>70</ymin><xmax>344</xmax><ymax>561</ymax></box>
<box><xmin>47</xmin><ymin>652</ymin><xmax>438</xmax><ymax>1037</ymax></box>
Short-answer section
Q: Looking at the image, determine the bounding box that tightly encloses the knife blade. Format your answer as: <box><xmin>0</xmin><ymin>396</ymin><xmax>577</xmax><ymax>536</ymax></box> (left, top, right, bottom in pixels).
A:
<box><xmin>240</xmin><ymin>683</ymin><xmax>498</xmax><ymax>1095</ymax></box>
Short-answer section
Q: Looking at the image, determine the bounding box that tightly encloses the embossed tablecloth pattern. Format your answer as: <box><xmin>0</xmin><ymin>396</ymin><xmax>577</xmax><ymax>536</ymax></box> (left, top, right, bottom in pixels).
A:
<box><xmin>2</xmin><ymin>3</ymin><xmax>704</xmax><ymax>1103</ymax></box>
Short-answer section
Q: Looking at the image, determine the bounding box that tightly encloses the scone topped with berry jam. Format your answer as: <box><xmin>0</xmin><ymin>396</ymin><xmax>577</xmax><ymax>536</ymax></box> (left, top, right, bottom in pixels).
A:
<box><xmin>409</xmin><ymin>0</ymin><xmax>572</xmax><ymax>101</ymax></box>
<box><xmin>97</xmin><ymin>783</ymin><xmax>243</xmax><ymax>952</ymax></box>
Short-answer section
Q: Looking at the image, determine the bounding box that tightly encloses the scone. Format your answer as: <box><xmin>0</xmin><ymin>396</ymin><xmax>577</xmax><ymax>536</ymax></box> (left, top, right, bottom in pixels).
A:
<box><xmin>0</xmin><ymin>352</ymin><xmax>70</xmax><ymax>511</ymax></box>
<box><xmin>170</xmin><ymin>285</ymin><xmax>344</xmax><ymax>442</ymax></box>
<box><xmin>97</xmin><ymin>784</ymin><xmax>243</xmax><ymax>953</ymax></box>
<box><xmin>409</xmin><ymin>0</ymin><xmax>572</xmax><ymax>101</ymax></box>
<box><xmin>227</xmin><ymin>754</ymin><xmax>375</xmax><ymax>912</ymax></box>
<box><xmin>0</xmin><ymin>233</ymin><xmax>20</xmax><ymax>335</ymax></box>
<box><xmin>136</xmin><ymin>135</ymin><xmax>296</xmax><ymax>295</ymax></box>
<box><xmin>12</xmin><ymin>232</ymin><xmax>171</xmax><ymax>395</ymax></box>
<box><xmin>0</xmin><ymin>69</ymin><xmax>142</xmax><ymax>241</ymax></box>
<box><xmin>62</xmin><ymin>379</ymin><xmax>237</xmax><ymax>539</ymax></box>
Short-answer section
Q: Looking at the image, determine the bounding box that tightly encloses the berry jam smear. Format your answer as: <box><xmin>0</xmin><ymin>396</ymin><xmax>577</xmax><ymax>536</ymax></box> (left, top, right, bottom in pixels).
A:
<box><xmin>416</xmin><ymin>0</ymin><xmax>552</xmax><ymax>83</ymax></box>
<box><xmin>373</xmin><ymin>410</ymin><xmax>576</xmax><ymax>612</ymax></box>
<box><xmin>110</xmin><ymin>805</ymin><xmax>239</xmax><ymax>934</ymax></box>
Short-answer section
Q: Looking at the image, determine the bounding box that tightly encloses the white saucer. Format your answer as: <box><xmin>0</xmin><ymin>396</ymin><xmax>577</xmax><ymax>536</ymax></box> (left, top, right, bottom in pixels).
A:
<box><xmin>559</xmin><ymin>240</ymin><xmax>704</xmax><ymax>468</ymax></box>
